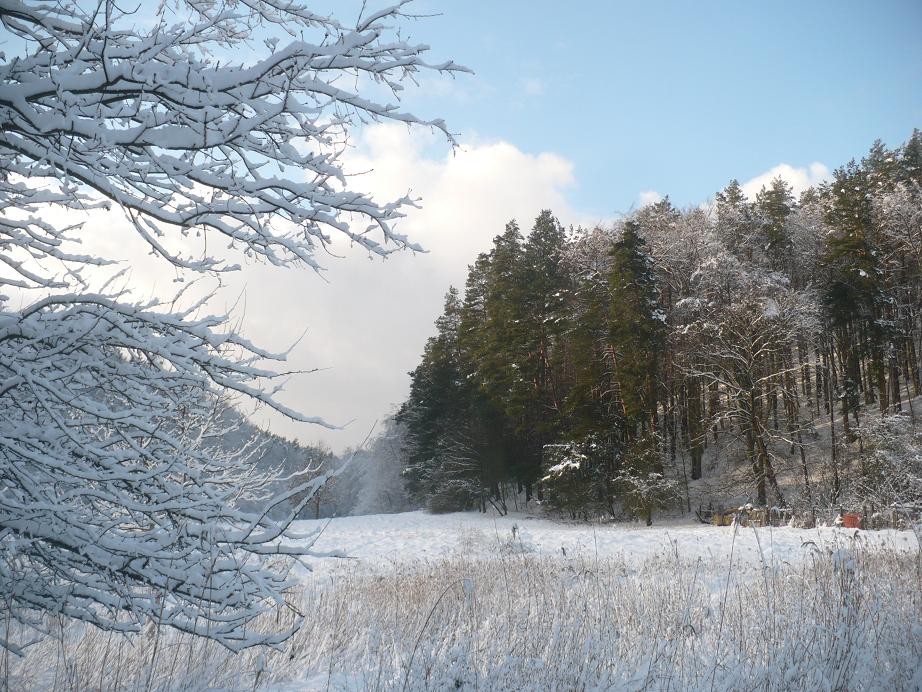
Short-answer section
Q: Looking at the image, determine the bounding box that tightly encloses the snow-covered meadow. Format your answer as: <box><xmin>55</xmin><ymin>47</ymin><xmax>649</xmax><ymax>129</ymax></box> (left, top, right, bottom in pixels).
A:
<box><xmin>8</xmin><ymin>511</ymin><xmax>921</xmax><ymax>691</ymax></box>
<box><xmin>292</xmin><ymin>510</ymin><xmax>919</xmax><ymax>575</ymax></box>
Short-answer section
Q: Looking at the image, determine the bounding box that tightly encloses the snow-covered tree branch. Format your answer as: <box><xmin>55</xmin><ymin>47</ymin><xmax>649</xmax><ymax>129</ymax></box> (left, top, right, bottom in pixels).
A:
<box><xmin>0</xmin><ymin>0</ymin><xmax>463</xmax><ymax>653</ymax></box>
<box><xmin>0</xmin><ymin>0</ymin><xmax>468</xmax><ymax>279</ymax></box>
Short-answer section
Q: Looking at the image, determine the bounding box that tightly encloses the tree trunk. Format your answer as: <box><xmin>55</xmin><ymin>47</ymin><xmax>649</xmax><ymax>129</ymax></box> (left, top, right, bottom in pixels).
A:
<box><xmin>828</xmin><ymin>345</ymin><xmax>840</xmax><ymax>503</ymax></box>
<box><xmin>747</xmin><ymin>394</ymin><xmax>766</xmax><ymax>506</ymax></box>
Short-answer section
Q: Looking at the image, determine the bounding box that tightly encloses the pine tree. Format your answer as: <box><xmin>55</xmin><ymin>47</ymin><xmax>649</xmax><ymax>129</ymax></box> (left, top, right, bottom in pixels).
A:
<box><xmin>900</xmin><ymin>129</ymin><xmax>922</xmax><ymax>186</ymax></box>
<box><xmin>716</xmin><ymin>179</ymin><xmax>756</xmax><ymax>261</ymax></box>
<box><xmin>613</xmin><ymin>432</ymin><xmax>677</xmax><ymax>526</ymax></box>
<box><xmin>563</xmin><ymin>227</ymin><xmax>621</xmax><ymax>441</ymax></box>
<box><xmin>516</xmin><ymin>211</ymin><xmax>571</xmax><ymax>487</ymax></box>
<box><xmin>399</xmin><ymin>288</ymin><xmax>477</xmax><ymax>509</ymax></box>
<box><xmin>755</xmin><ymin>177</ymin><xmax>795</xmax><ymax>272</ymax></box>
<box><xmin>608</xmin><ymin>221</ymin><xmax>664</xmax><ymax>439</ymax></box>
<box><xmin>820</xmin><ymin>161</ymin><xmax>878</xmax><ymax>432</ymax></box>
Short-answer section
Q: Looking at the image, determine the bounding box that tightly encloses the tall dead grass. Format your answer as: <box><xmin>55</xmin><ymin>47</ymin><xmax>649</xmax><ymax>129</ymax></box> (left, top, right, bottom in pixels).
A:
<box><xmin>5</xmin><ymin>528</ymin><xmax>921</xmax><ymax>691</ymax></box>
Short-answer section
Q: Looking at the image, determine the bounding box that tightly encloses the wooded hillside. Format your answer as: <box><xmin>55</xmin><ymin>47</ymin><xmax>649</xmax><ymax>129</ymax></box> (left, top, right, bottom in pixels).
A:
<box><xmin>399</xmin><ymin>132</ymin><xmax>922</xmax><ymax>520</ymax></box>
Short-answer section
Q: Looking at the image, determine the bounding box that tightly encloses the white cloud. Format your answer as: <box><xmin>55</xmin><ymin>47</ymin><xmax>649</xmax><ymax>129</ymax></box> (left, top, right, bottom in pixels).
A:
<box><xmin>636</xmin><ymin>190</ymin><xmax>663</xmax><ymax>208</ymax></box>
<box><xmin>740</xmin><ymin>162</ymin><xmax>830</xmax><ymax>201</ymax></box>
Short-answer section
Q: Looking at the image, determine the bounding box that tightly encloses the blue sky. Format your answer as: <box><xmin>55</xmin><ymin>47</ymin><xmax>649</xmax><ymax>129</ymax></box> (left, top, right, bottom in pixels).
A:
<box><xmin>383</xmin><ymin>0</ymin><xmax>922</xmax><ymax>216</ymax></box>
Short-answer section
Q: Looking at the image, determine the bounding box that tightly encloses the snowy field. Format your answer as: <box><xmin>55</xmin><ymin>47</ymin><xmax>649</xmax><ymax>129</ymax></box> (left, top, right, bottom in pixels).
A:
<box><xmin>293</xmin><ymin>510</ymin><xmax>919</xmax><ymax>576</ymax></box>
<box><xmin>9</xmin><ymin>511</ymin><xmax>922</xmax><ymax>691</ymax></box>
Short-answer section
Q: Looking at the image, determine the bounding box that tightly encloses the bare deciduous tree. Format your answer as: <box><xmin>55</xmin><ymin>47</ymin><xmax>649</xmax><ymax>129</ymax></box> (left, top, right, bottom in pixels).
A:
<box><xmin>0</xmin><ymin>0</ymin><xmax>464</xmax><ymax>653</ymax></box>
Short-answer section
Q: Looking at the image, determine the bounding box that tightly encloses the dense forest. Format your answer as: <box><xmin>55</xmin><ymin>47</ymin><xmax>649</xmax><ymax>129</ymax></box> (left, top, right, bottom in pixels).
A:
<box><xmin>398</xmin><ymin>132</ymin><xmax>922</xmax><ymax>521</ymax></box>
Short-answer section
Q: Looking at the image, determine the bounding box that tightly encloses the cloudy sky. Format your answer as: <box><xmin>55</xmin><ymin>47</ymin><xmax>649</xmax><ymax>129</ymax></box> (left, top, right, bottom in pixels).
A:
<box><xmin>60</xmin><ymin>1</ymin><xmax>922</xmax><ymax>451</ymax></box>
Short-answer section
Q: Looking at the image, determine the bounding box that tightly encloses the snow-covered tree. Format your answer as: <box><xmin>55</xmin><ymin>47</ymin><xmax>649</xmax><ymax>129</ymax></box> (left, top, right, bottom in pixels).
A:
<box><xmin>540</xmin><ymin>441</ymin><xmax>597</xmax><ymax>519</ymax></box>
<box><xmin>613</xmin><ymin>432</ymin><xmax>679</xmax><ymax>526</ymax></box>
<box><xmin>683</xmin><ymin>259</ymin><xmax>818</xmax><ymax>507</ymax></box>
<box><xmin>0</xmin><ymin>0</ymin><xmax>463</xmax><ymax>653</ymax></box>
<box><xmin>287</xmin><ymin>442</ymin><xmax>338</xmax><ymax>519</ymax></box>
<box><xmin>850</xmin><ymin>415</ymin><xmax>922</xmax><ymax>508</ymax></box>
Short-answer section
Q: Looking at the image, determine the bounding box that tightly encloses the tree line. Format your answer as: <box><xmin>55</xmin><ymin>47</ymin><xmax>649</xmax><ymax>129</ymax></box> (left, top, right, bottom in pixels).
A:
<box><xmin>398</xmin><ymin>132</ymin><xmax>922</xmax><ymax>521</ymax></box>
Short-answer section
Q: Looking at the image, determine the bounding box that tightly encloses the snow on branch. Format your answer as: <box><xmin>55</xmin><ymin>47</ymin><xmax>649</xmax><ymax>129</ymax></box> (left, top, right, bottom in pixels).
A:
<box><xmin>0</xmin><ymin>0</ymin><xmax>465</xmax><ymax>653</ymax></box>
<box><xmin>0</xmin><ymin>0</ymin><xmax>469</xmax><ymax>280</ymax></box>
<box><xmin>0</xmin><ymin>290</ymin><xmax>342</xmax><ymax>651</ymax></box>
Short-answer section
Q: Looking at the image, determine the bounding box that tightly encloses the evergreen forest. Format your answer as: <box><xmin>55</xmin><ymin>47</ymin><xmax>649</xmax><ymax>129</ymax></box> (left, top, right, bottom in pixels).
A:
<box><xmin>399</xmin><ymin>132</ymin><xmax>922</xmax><ymax>522</ymax></box>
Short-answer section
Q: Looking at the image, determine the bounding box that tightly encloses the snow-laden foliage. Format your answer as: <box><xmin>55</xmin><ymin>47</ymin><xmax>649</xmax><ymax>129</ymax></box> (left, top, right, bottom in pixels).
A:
<box><xmin>613</xmin><ymin>432</ymin><xmax>679</xmax><ymax>525</ymax></box>
<box><xmin>0</xmin><ymin>0</ymin><xmax>467</xmax><ymax>280</ymax></box>
<box><xmin>539</xmin><ymin>441</ymin><xmax>597</xmax><ymax>518</ymax></box>
<box><xmin>0</xmin><ymin>291</ymin><xmax>354</xmax><ymax>653</ymax></box>
<box><xmin>0</xmin><ymin>0</ymin><xmax>462</xmax><ymax>654</ymax></box>
<box><xmin>851</xmin><ymin>414</ymin><xmax>922</xmax><ymax>507</ymax></box>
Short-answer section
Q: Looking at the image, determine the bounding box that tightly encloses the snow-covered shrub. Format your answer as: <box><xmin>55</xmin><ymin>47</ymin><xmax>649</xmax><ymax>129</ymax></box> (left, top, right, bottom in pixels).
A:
<box><xmin>496</xmin><ymin>523</ymin><xmax>536</xmax><ymax>555</ymax></box>
<box><xmin>427</xmin><ymin>477</ymin><xmax>481</xmax><ymax>514</ymax></box>
<box><xmin>613</xmin><ymin>432</ymin><xmax>680</xmax><ymax>525</ymax></box>
<box><xmin>539</xmin><ymin>441</ymin><xmax>599</xmax><ymax>518</ymax></box>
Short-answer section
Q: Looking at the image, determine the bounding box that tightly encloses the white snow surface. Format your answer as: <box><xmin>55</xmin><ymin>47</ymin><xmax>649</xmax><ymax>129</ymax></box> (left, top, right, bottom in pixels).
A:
<box><xmin>292</xmin><ymin>510</ymin><xmax>918</xmax><ymax>577</ymax></box>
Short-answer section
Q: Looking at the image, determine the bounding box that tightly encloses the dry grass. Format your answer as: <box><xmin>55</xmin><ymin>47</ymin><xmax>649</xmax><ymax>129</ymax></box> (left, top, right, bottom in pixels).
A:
<box><xmin>5</xmin><ymin>528</ymin><xmax>921</xmax><ymax>691</ymax></box>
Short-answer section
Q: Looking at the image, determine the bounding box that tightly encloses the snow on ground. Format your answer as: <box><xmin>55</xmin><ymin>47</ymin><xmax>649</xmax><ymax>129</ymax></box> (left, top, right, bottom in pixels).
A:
<box><xmin>11</xmin><ymin>511</ymin><xmax>918</xmax><ymax>691</ymax></box>
<box><xmin>292</xmin><ymin>510</ymin><xmax>919</xmax><ymax>578</ymax></box>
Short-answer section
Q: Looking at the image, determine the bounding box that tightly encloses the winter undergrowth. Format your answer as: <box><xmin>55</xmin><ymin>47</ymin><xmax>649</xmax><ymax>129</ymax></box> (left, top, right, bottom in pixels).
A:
<box><xmin>5</xmin><ymin>527</ymin><xmax>921</xmax><ymax>691</ymax></box>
